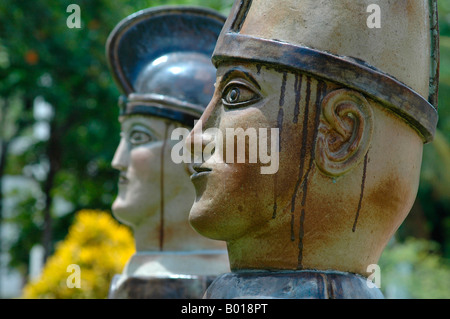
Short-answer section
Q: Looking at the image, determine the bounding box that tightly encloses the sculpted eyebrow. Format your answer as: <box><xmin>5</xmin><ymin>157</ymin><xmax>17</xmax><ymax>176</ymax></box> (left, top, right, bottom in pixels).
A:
<box><xmin>221</xmin><ymin>67</ymin><xmax>261</xmax><ymax>90</ymax></box>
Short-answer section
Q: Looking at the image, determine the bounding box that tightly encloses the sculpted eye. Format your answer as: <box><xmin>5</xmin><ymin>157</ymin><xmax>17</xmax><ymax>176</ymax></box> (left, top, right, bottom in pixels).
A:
<box><xmin>129</xmin><ymin>130</ymin><xmax>152</xmax><ymax>145</ymax></box>
<box><xmin>222</xmin><ymin>82</ymin><xmax>261</xmax><ymax>108</ymax></box>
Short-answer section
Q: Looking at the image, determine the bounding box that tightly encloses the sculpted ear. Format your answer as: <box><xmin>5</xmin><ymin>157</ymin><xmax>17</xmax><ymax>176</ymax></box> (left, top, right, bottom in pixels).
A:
<box><xmin>315</xmin><ymin>89</ymin><xmax>373</xmax><ymax>177</ymax></box>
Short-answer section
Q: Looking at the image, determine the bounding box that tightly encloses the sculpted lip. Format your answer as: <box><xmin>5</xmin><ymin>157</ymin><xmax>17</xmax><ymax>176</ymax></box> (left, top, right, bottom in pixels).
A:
<box><xmin>191</xmin><ymin>164</ymin><xmax>212</xmax><ymax>180</ymax></box>
<box><xmin>118</xmin><ymin>173</ymin><xmax>129</xmax><ymax>185</ymax></box>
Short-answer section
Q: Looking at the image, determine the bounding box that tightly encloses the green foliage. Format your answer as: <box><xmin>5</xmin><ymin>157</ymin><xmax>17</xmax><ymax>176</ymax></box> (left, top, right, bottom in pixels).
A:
<box><xmin>402</xmin><ymin>1</ymin><xmax>450</xmax><ymax>261</ymax></box>
<box><xmin>0</xmin><ymin>0</ymin><xmax>233</xmax><ymax>277</ymax></box>
<box><xmin>379</xmin><ymin>238</ymin><xmax>450</xmax><ymax>299</ymax></box>
<box><xmin>0</xmin><ymin>0</ymin><xmax>129</xmax><ymax>264</ymax></box>
<box><xmin>6</xmin><ymin>194</ymin><xmax>42</xmax><ymax>273</ymax></box>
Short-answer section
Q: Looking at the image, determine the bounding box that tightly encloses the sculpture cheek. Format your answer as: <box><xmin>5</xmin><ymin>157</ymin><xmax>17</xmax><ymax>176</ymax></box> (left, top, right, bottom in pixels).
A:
<box><xmin>129</xmin><ymin>147</ymin><xmax>161</xmax><ymax>180</ymax></box>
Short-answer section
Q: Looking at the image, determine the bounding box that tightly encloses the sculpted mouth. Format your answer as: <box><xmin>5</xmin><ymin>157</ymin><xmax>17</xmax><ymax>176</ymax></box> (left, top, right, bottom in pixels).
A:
<box><xmin>118</xmin><ymin>174</ymin><xmax>129</xmax><ymax>184</ymax></box>
<box><xmin>191</xmin><ymin>164</ymin><xmax>212</xmax><ymax>180</ymax></box>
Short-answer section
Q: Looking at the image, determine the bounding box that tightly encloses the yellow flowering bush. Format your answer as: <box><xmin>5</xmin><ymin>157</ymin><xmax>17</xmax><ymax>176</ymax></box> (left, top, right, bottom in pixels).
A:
<box><xmin>22</xmin><ymin>210</ymin><xmax>135</xmax><ymax>299</ymax></box>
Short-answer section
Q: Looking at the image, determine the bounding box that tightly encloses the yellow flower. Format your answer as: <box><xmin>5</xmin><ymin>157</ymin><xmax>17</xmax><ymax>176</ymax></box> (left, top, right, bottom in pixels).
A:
<box><xmin>22</xmin><ymin>210</ymin><xmax>135</xmax><ymax>299</ymax></box>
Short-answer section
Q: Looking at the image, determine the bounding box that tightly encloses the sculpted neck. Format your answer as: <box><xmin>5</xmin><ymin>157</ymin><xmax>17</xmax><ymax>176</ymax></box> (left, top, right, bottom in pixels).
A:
<box><xmin>133</xmin><ymin>211</ymin><xmax>226</xmax><ymax>253</ymax></box>
<box><xmin>126</xmin><ymin>209</ymin><xmax>229</xmax><ymax>277</ymax></box>
<box><xmin>226</xmin><ymin>211</ymin><xmax>302</xmax><ymax>271</ymax></box>
<box><xmin>224</xmin><ymin>203</ymin><xmax>381</xmax><ymax>276</ymax></box>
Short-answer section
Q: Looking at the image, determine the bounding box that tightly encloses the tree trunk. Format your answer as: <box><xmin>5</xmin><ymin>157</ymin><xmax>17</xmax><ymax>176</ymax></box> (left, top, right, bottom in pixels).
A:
<box><xmin>41</xmin><ymin>122</ymin><xmax>61</xmax><ymax>263</ymax></box>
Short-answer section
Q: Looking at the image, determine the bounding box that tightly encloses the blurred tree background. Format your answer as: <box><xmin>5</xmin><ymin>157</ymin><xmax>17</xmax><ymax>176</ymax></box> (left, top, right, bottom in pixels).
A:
<box><xmin>0</xmin><ymin>0</ymin><xmax>233</xmax><ymax>299</ymax></box>
<box><xmin>0</xmin><ymin>0</ymin><xmax>448</xmax><ymax>298</ymax></box>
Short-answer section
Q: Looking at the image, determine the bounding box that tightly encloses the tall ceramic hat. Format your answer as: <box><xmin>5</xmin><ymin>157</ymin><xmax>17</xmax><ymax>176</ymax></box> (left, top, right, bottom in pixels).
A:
<box><xmin>213</xmin><ymin>0</ymin><xmax>439</xmax><ymax>142</ymax></box>
<box><xmin>106</xmin><ymin>6</ymin><xmax>225</xmax><ymax>126</ymax></box>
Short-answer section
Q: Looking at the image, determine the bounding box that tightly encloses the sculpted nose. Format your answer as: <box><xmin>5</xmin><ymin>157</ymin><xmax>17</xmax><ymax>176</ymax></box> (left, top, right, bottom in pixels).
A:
<box><xmin>186</xmin><ymin>90</ymin><xmax>221</xmax><ymax>163</ymax></box>
<box><xmin>111</xmin><ymin>138</ymin><xmax>129</xmax><ymax>171</ymax></box>
<box><xmin>186</xmin><ymin>119</ymin><xmax>210</xmax><ymax>163</ymax></box>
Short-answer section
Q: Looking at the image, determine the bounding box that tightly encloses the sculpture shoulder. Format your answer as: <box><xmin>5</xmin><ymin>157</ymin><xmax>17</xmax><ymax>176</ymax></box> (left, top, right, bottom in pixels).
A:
<box><xmin>204</xmin><ymin>271</ymin><xmax>385</xmax><ymax>299</ymax></box>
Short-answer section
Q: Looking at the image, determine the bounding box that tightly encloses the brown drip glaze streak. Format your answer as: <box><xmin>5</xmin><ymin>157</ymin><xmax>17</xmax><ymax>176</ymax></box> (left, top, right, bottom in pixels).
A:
<box><xmin>279</xmin><ymin>71</ymin><xmax>287</xmax><ymax>107</ymax></box>
<box><xmin>273</xmin><ymin>71</ymin><xmax>287</xmax><ymax>219</ymax></box>
<box><xmin>290</xmin><ymin>76</ymin><xmax>311</xmax><ymax>242</ymax></box>
<box><xmin>159</xmin><ymin>123</ymin><xmax>170</xmax><ymax>251</ymax></box>
<box><xmin>352</xmin><ymin>152</ymin><xmax>369</xmax><ymax>232</ymax></box>
<box><xmin>293</xmin><ymin>74</ymin><xmax>302</xmax><ymax>124</ymax></box>
<box><xmin>277</xmin><ymin>72</ymin><xmax>287</xmax><ymax>151</ymax></box>
<box><xmin>297</xmin><ymin>80</ymin><xmax>325</xmax><ymax>269</ymax></box>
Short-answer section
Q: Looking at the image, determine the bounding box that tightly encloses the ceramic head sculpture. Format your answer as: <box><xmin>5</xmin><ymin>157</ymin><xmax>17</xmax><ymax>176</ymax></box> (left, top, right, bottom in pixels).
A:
<box><xmin>187</xmin><ymin>0</ymin><xmax>439</xmax><ymax>298</ymax></box>
<box><xmin>105</xmin><ymin>6</ymin><xmax>228</xmax><ymax>298</ymax></box>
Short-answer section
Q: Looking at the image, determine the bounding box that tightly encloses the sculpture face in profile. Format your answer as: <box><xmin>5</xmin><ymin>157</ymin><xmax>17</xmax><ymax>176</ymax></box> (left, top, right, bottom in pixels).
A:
<box><xmin>105</xmin><ymin>7</ymin><xmax>228</xmax><ymax>299</ymax></box>
<box><xmin>187</xmin><ymin>0</ymin><xmax>439</xmax><ymax>298</ymax></box>
<box><xmin>109</xmin><ymin>49</ymin><xmax>221</xmax><ymax>252</ymax></box>
<box><xmin>112</xmin><ymin>115</ymin><xmax>198</xmax><ymax>251</ymax></box>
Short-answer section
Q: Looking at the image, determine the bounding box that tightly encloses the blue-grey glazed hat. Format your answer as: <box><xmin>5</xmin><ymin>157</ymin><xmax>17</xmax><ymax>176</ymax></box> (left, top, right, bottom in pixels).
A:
<box><xmin>106</xmin><ymin>6</ymin><xmax>225</xmax><ymax>126</ymax></box>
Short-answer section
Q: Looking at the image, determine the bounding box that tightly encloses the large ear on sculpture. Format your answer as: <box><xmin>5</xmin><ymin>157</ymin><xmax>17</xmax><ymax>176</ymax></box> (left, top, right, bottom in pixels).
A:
<box><xmin>315</xmin><ymin>89</ymin><xmax>373</xmax><ymax>177</ymax></box>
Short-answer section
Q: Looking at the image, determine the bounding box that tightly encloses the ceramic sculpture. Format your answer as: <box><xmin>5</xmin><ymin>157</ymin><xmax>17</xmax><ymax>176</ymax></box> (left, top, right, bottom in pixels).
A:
<box><xmin>105</xmin><ymin>6</ymin><xmax>229</xmax><ymax>299</ymax></box>
<box><xmin>186</xmin><ymin>0</ymin><xmax>439</xmax><ymax>299</ymax></box>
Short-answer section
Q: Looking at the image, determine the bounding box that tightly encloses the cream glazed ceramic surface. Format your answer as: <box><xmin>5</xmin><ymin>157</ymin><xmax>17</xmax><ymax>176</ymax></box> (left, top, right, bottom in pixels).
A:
<box><xmin>186</xmin><ymin>0</ymin><xmax>439</xmax><ymax>298</ymax></box>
